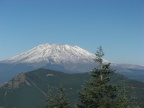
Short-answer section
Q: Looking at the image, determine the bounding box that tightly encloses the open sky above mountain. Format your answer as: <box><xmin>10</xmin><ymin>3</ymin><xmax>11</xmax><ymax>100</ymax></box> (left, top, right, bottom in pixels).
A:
<box><xmin>0</xmin><ymin>0</ymin><xmax>144</xmax><ymax>66</ymax></box>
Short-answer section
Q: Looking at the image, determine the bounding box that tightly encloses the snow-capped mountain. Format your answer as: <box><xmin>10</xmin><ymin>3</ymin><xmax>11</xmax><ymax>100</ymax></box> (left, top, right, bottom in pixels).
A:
<box><xmin>3</xmin><ymin>43</ymin><xmax>109</xmax><ymax>72</ymax></box>
<box><xmin>0</xmin><ymin>43</ymin><xmax>144</xmax><ymax>83</ymax></box>
<box><xmin>0</xmin><ymin>43</ymin><xmax>98</xmax><ymax>83</ymax></box>
<box><xmin>4</xmin><ymin>43</ymin><xmax>97</xmax><ymax>65</ymax></box>
<box><xmin>2</xmin><ymin>44</ymin><xmax>100</xmax><ymax>72</ymax></box>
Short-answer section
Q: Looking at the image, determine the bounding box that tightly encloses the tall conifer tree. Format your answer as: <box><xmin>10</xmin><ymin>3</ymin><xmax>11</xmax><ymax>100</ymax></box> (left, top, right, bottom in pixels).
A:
<box><xmin>46</xmin><ymin>87</ymin><xmax>56</xmax><ymax>108</ymax></box>
<box><xmin>77</xmin><ymin>46</ymin><xmax>128</xmax><ymax>108</ymax></box>
<box><xmin>46</xmin><ymin>85</ymin><xmax>71</xmax><ymax>108</ymax></box>
<box><xmin>55</xmin><ymin>85</ymin><xmax>71</xmax><ymax>108</ymax></box>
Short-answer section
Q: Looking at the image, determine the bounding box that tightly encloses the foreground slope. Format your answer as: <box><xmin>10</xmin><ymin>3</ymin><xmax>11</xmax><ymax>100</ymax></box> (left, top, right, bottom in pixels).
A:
<box><xmin>0</xmin><ymin>68</ymin><xmax>144</xmax><ymax>108</ymax></box>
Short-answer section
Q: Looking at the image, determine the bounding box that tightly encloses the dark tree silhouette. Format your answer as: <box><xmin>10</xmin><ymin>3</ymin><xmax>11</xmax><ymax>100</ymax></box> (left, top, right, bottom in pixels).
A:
<box><xmin>77</xmin><ymin>46</ymin><xmax>128</xmax><ymax>108</ymax></box>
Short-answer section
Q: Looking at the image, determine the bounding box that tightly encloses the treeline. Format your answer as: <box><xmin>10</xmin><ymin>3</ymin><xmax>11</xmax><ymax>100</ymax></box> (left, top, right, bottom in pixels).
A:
<box><xmin>45</xmin><ymin>47</ymin><xmax>141</xmax><ymax>108</ymax></box>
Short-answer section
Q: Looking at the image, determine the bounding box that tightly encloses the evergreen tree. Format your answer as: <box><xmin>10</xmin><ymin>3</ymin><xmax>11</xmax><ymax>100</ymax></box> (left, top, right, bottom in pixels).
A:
<box><xmin>45</xmin><ymin>87</ymin><xmax>56</xmax><ymax>108</ymax></box>
<box><xmin>55</xmin><ymin>85</ymin><xmax>71</xmax><ymax>108</ymax></box>
<box><xmin>46</xmin><ymin>85</ymin><xmax>71</xmax><ymax>108</ymax></box>
<box><xmin>77</xmin><ymin>46</ymin><xmax>128</xmax><ymax>108</ymax></box>
<box><xmin>117</xmin><ymin>89</ymin><xmax>128</xmax><ymax>108</ymax></box>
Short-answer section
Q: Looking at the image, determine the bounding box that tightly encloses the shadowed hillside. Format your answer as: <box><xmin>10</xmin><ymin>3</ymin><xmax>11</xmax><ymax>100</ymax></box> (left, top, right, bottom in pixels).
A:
<box><xmin>0</xmin><ymin>68</ymin><xmax>144</xmax><ymax>108</ymax></box>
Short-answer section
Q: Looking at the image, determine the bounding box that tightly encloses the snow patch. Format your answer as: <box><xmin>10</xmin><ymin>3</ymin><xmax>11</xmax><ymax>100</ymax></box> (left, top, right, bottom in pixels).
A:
<box><xmin>47</xmin><ymin>74</ymin><xmax>54</xmax><ymax>77</ymax></box>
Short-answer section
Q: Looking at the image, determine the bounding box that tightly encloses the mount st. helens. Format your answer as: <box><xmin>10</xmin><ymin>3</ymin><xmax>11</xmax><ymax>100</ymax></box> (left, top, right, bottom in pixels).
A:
<box><xmin>0</xmin><ymin>43</ymin><xmax>97</xmax><ymax>83</ymax></box>
<box><xmin>0</xmin><ymin>43</ymin><xmax>144</xmax><ymax>83</ymax></box>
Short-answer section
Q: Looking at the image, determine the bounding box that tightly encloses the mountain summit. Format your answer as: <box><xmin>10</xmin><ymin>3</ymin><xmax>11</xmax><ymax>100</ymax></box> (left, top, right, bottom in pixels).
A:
<box><xmin>0</xmin><ymin>44</ymin><xmax>100</xmax><ymax>83</ymax></box>
<box><xmin>4</xmin><ymin>43</ymin><xmax>97</xmax><ymax>65</ymax></box>
<box><xmin>0</xmin><ymin>43</ymin><xmax>144</xmax><ymax>83</ymax></box>
<box><xmin>3</xmin><ymin>43</ymin><xmax>105</xmax><ymax>72</ymax></box>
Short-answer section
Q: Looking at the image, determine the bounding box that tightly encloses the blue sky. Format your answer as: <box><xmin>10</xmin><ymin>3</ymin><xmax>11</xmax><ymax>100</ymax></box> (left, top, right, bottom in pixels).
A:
<box><xmin>0</xmin><ymin>0</ymin><xmax>144</xmax><ymax>66</ymax></box>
